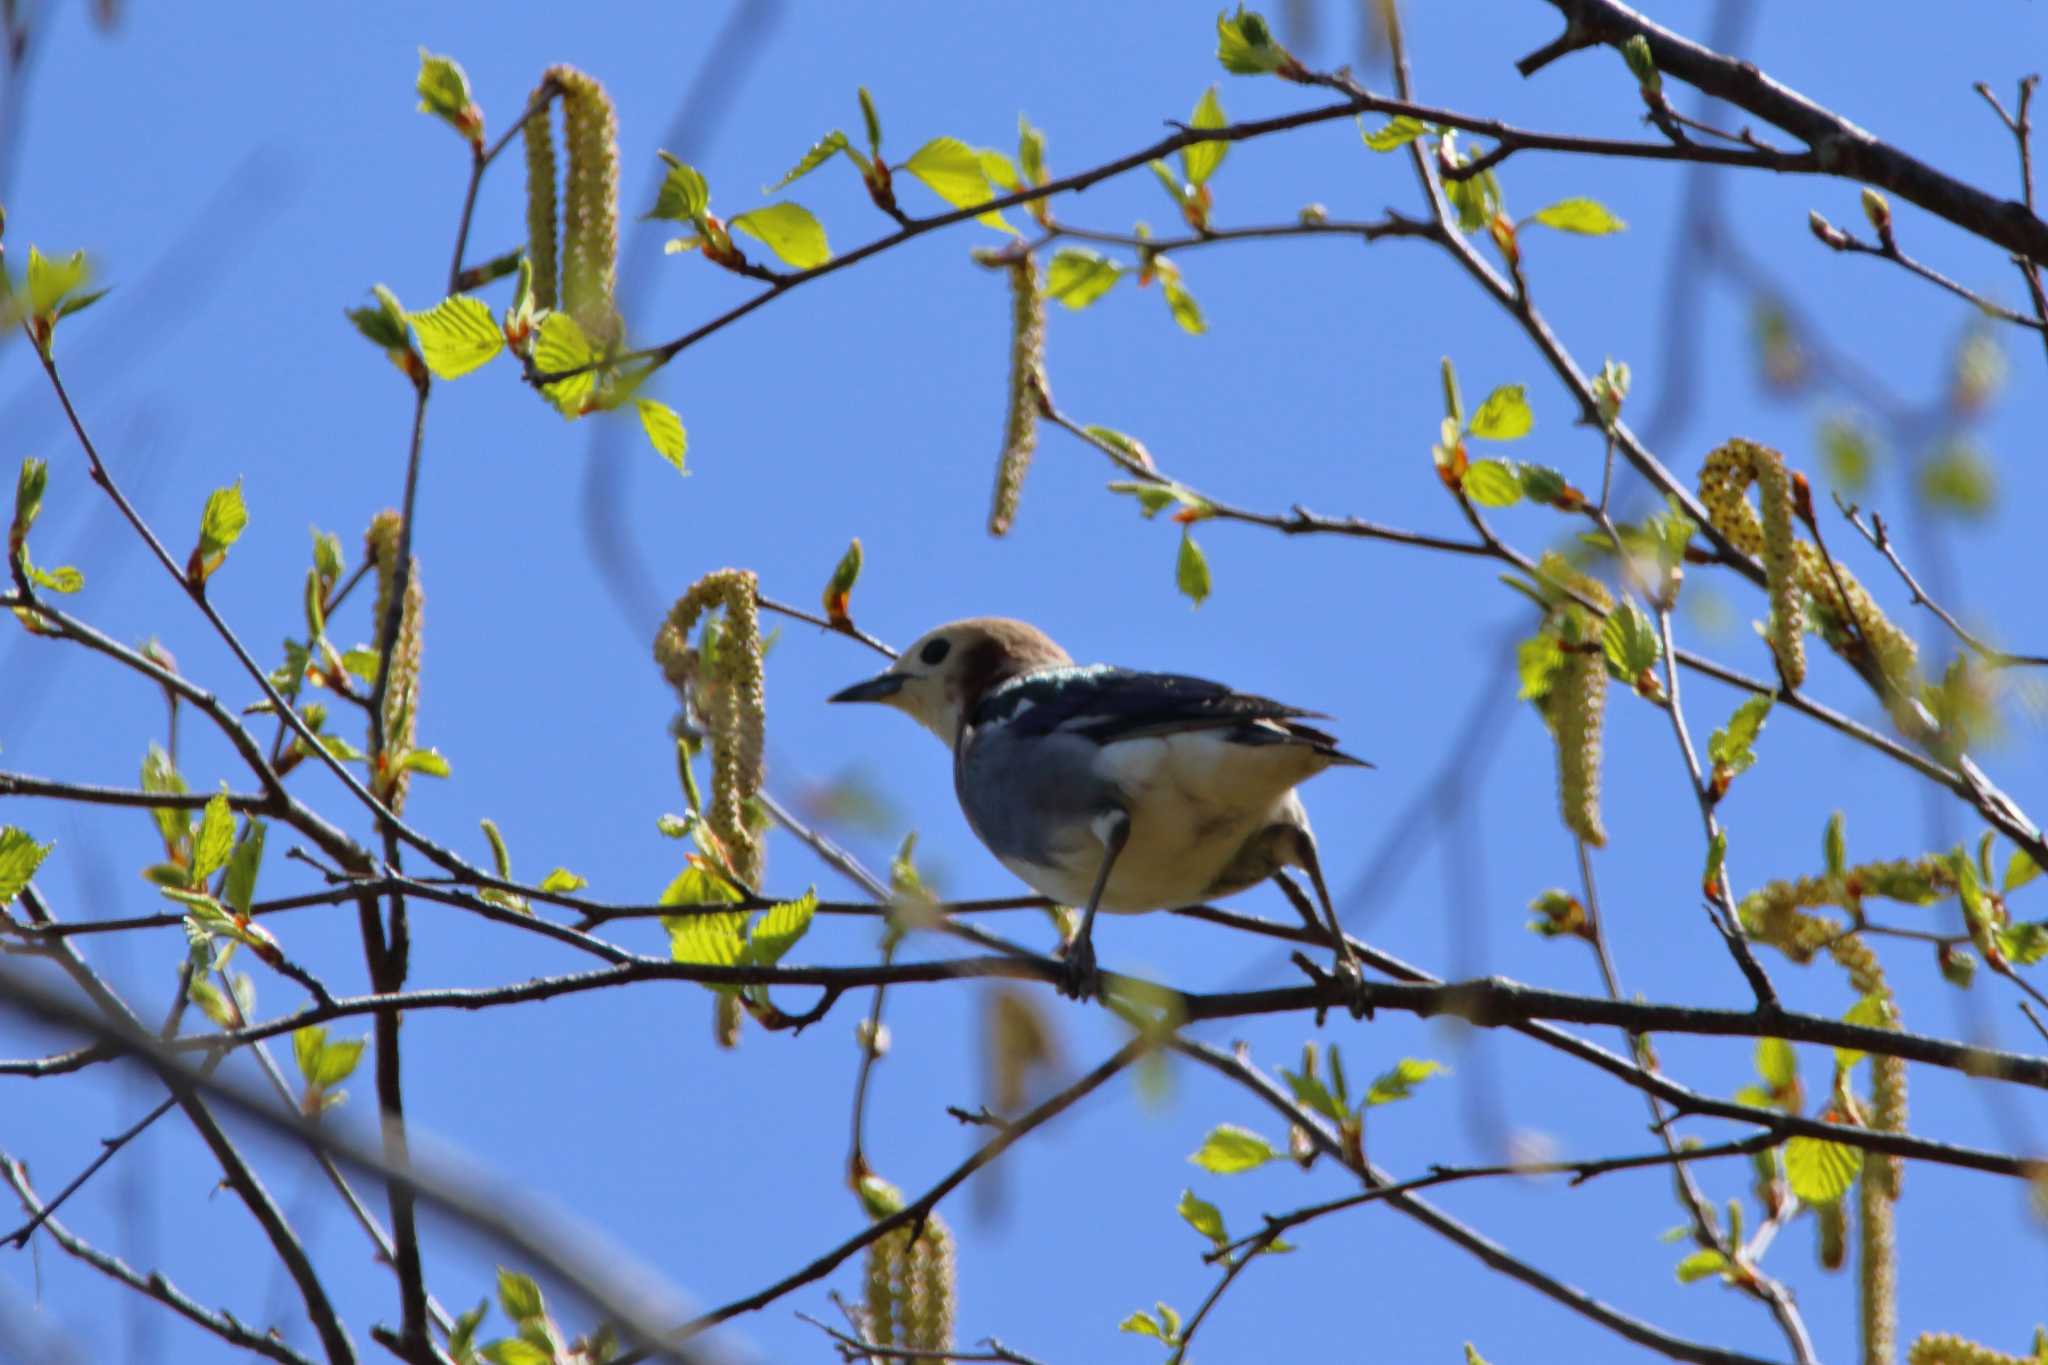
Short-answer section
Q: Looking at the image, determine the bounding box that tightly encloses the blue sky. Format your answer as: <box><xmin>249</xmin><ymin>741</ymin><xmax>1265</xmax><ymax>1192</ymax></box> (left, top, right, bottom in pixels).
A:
<box><xmin>4</xmin><ymin>3</ymin><xmax>2047</xmax><ymax>1362</ymax></box>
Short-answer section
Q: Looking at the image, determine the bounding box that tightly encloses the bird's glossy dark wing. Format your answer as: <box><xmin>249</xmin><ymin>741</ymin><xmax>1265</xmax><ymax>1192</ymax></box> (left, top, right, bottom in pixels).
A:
<box><xmin>974</xmin><ymin>666</ymin><xmax>1360</xmax><ymax>761</ymax></box>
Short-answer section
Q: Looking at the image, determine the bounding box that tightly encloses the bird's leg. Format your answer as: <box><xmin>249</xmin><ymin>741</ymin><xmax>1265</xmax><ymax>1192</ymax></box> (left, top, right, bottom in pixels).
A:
<box><xmin>1292</xmin><ymin>833</ymin><xmax>1370</xmax><ymax>1019</ymax></box>
<box><xmin>1062</xmin><ymin>808</ymin><xmax>1130</xmax><ymax>1000</ymax></box>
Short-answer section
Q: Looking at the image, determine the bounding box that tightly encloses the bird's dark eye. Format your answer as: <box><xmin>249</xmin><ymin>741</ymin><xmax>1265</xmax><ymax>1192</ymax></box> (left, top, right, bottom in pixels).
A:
<box><xmin>919</xmin><ymin>637</ymin><xmax>952</xmax><ymax>666</ymax></box>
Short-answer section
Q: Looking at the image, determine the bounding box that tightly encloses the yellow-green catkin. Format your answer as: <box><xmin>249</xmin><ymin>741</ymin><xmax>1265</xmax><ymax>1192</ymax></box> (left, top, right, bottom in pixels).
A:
<box><xmin>1555</xmin><ymin>623</ymin><xmax>1608</xmax><ymax>848</ymax></box>
<box><xmin>365</xmin><ymin>510</ymin><xmax>424</xmax><ymax>812</ymax></box>
<box><xmin>1816</xmin><ymin>1196</ymin><xmax>1846</xmax><ymax>1271</ymax></box>
<box><xmin>1907</xmin><ymin>1333</ymin><xmax>2039</xmax><ymax>1365</ymax></box>
<box><xmin>860</xmin><ymin>1218</ymin><xmax>956</xmax><ymax>1354</ymax></box>
<box><xmin>1860</xmin><ymin>1142</ymin><xmax>1898</xmax><ymax>1365</ymax></box>
<box><xmin>555</xmin><ymin>67</ymin><xmax>621</xmax><ymax>348</ymax></box>
<box><xmin>1699</xmin><ymin>439</ymin><xmax>1805</xmax><ymax>685</ymax></box>
<box><xmin>1699</xmin><ymin>439</ymin><xmax>1919</xmax><ymax>707</ymax></box>
<box><xmin>653</xmin><ymin>570</ymin><xmax>766</xmax><ymax>890</ymax></box>
<box><xmin>988</xmin><ymin>253</ymin><xmax>1044</xmax><ymax>537</ymax></box>
<box><xmin>522</xmin><ymin>76</ymin><xmax>561</xmax><ymax>311</ymax></box>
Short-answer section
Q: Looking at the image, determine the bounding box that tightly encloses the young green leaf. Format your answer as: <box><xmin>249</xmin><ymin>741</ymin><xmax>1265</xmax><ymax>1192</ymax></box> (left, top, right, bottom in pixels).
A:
<box><xmin>1045</xmin><ymin>249</ymin><xmax>1122</xmax><ymax>308</ymax></box>
<box><xmin>1188</xmin><ymin>1123</ymin><xmax>1277</xmax><ymax>1173</ymax></box>
<box><xmin>1461</xmin><ymin>459</ymin><xmax>1523</xmax><ymax>508</ymax></box>
<box><xmin>1530</xmin><ymin>198</ymin><xmax>1628</xmax><ymax>235</ymax></box>
<box><xmin>407</xmin><ymin>295</ymin><xmax>505</xmax><ymax>379</ymax></box>
<box><xmin>396</xmin><ymin>749</ymin><xmax>451</xmax><ymax>779</ymax></box>
<box><xmin>532</xmin><ymin>312</ymin><xmax>598</xmax><ymax>417</ymax></box>
<box><xmin>978</xmin><ymin>147</ymin><xmax>1020</xmax><ymax>190</ymax></box>
<box><xmin>25</xmin><ymin>246</ymin><xmax>91</xmax><ymax>320</ymax></box>
<box><xmin>196</xmin><ymin>480</ymin><xmax>249</xmax><ymax>570</ymax></box>
<box><xmin>2004</xmin><ymin>847</ymin><xmax>2040</xmax><ymax>893</ymax></box>
<box><xmin>1783</xmin><ymin>1134</ymin><xmax>1863</xmax><ymax>1205</ymax></box>
<box><xmin>1674</xmin><ymin>1249</ymin><xmax>1730</xmax><ymax>1284</ymax></box>
<box><xmin>1119</xmin><ymin>1311</ymin><xmax>1167</xmax><ymax>1341</ymax></box>
<box><xmin>1706</xmin><ymin>695</ymin><xmax>1772</xmax><ymax>777</ymax></box>
<box><xmin>743</xmin><ymin>889</ymin><xmax>818</xmax><ymax>967</ymax></box>
<box><xmin>415</xmin><ymin>49</ymin><xmax>481</xmax><ymax>141</ymax></box>
<box><xmin>1998</xmin><ymin>920</ymin><xmax>2048</xmax><ymax>965</ymax></box>
<box><xmin>1365</xmin><ymin>1057</ymin><xmax>1446</xmax><ymax>1106</ymax></box>
<box><xmin>666</xmin><ymin>908</ymin><xmax>748</xmax><ymax>970</ymax></box>
<box><xmin>1160</xmin><ymin>269</ymin><xmax>1205</xmax><ymax>334</ymax></box>
<box><xmin>729</xmin><ymin>202</ymin><xmax>832</xmax><ymax>269</ymax></box>
<box><xmin>646</xmin><ymin>154</ymin><xmax>712</xmax><ymax>222</ymax></box>
<box><xmin>223</xmin><ymin>820</ymin><xmax>266</xmax><ymax>916</ymax></box>
<box><xmin>1182</xmin><ymin>86</ymin><xmax>1228</xmax><ymax>186</ymax></box>
<box><xmin>12</xmin><ymin>456</ymin><xmax>47</xmax><ymax>537</ymax></box>
<box><xmin>857</xmin><ymin>86</ymin><xmax>883</xmax><ymax>157</ymax></box>
<box><xmin>1017</xmin><ymin>114</ymin><xmax>1047</xmax><ymax>186</ymax></box>
<box><xmin>346</xmin><ymin>283</ymin><xmax>412</xmax><ymax>354</ymax></box>
<box><xmin>902</xmin><ymin>137</ymin><xmax>1014</xmax><ymax>232</ymax></box>
<box><xmin>767</xmin><ymin>131</ymin><xmax>863</xmax><ymax>192</ymax></box>
<box><xmin>0</xmin><ymin>827</ymin><xmax>54</xmax><ymax>907</ymax></box>
<box><xmin>192</xmin><ymin>792</ymin><xmax>236</xmax><ymax>884</ymax></box>
<box><xmin>1469</xmin><ymin>384</ymin><xmax>1533</xmax><ymax>440</ymax></box>
<box><xmin>1600</xmin><ymin>600</ymin><xmax>1661</xmax><ymax>676</ymax></box>
<box><xmin>537</xmin><ymin>868</ymin><xmax>587</xmax><ymax>894</ymax></box>
<box><xmin>1215</xmin><ymin>5</ymin><xmax>1291</xmax><ymax>75</ymax></box>
<box><xmin>1361</xmin><ymin>115</ymin><xmax>1426</xmax><ymax>152</ymax></box>
<box><xmin>496</xmin><ymin>1269</ymin><xmax>546</xmax><ymax>1325</ymax></box>
<box><xmin>1175</xmin><ymin>529</ymin><xmax>1211</xmax><ymax>607</ymax></box>
<box><xmin>187</xmin><ymin>977</ymin><xmax>237</xmax><ymax>1028</ymax></box>
<box><xmin>1176</xmin><ymin>1188</ymin><xmax>1227</xmax><ymax>1247</ymax></box>
<box><xmin>634</xmin><ymin>398</ymin><xmax>688</xmax><ymax>474</ymax></box>
<box><xmin>822</xmin><ymin>537</ymin><xmax>862</xmax><ymax>622</ymax></box>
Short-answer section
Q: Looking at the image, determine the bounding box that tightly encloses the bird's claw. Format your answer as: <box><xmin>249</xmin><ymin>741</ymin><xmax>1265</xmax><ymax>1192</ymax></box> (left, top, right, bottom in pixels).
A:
<box><xmin>1332</xmin><ymin>952</ymin><xmax>1372</xmax><ymax>1020</ymax></box>
<box><xmin>1058</xmin><ymin>935</ymin><xmax>1101</xmax><ymax>1000</ymax></box>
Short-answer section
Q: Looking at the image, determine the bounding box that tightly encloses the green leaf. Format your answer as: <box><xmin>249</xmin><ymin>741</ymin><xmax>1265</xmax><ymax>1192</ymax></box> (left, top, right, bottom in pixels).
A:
<box><xmin>1601</xmin><ymin>600</ymin><xmax>1661</xmax><ymax>676</ymax></box>
<box><xmin>1469</xmin><ymin>385</ymin><xmax>1533</xmax><ymax>441</ymax></box>
<box><xmin>479</xmin><ymin>1340</ymin><xmax>552</xmax><ymax>1365</ymax></box>
<box><xmin>397</xmin><ymin>748</ymin><xmax>452</xmax><ymax>779</ymax></box>
<box><xmin>198</xmin><ymin>480</ymin><xmax>249</xmax><ymax>563</ymax></box>
<box><xmin>1365</xmin><ymin>1057</ymin><xmax>1446</xmax><ymax>1106</ymax></box>
<box><xmin>1160</xmin><ymin>271</ymin><xmax>1205</xmax><ymax>335</ymax></box>
<box><xmin>532</xmin><ymin>312</ymin><xmax>598</xmax><ymax>417</ymax></box>
<box><xmin>187</xmin><ymin>977</ymin><xmax>236</xmax><ymax>1028</ymax></box>
<box><xmin>635</xmin><ymin>399</ymin><xmax>688</xmax><ymax>474</ymax></box>
<box><xmin>12</xmin><ymin>456</ymin><xmax>47</xmax><ymax>536</ymax></box>
<box><xmin>766</xmin><ymin>130</ymin><xmax>853</xmax><ymax>192</ymax></box>
<box><xmin>659</xmin><ymin>862</ymin><xmax>745</xmax><ymax>908</ymax></box>
<box><xmin>666</xmin><ymin>908</ymin><xmax>748</xmax><ymax>970</ymax></box>
<box><xmin>1182</xmin><ymin>86</ymin><xmax>1228</xmax><ymax>186</ymax></box>
<box><xmin>223</xmin><ymin>821</ymin><xmax>265</xmax><ymax>916</ymax></box>
<box><xmin>1622</xmin><ymin>35</ymin><xmax>1661</xmax><ymax>93</ymax></box>
<box><xmin>340</xmin><ymin>648</ymin><xmax>381</xmax><ymax>682</ymax></box>
<box><xmin>823</xmin><ymin>537</ymin><xmax>862</xmax><ymax>619</ymax></box>
<box><xmin>1188</xmin><ymin>1123</ymin><xmax>1276</xmax><ymax>1173</ymax></box>
<box><xmin>1705</xmin><ymin>829</ymin><xmax>1728</xmax><ymax>892</ymax></box>
<box><xmin>415</xmin><ymin>49</ymin><xmax>477</xmax><ymax>135</ymax></box>
<box><xmin>858</xmin><ymin>87</ymin><xmax>883</xmax><ymax>157</ymax></box>
<box><xmin>1516</xmin><ymin>632</ymin><xmax>1565</xmax><ymax>703</ymax></box>
<box><xmin>646</xmin><ymin>154</ymin><xmax>711</xmax><ymax>222</ymax></box>
<box><xmin>978</xmin><ymin>147</ymin><xmax>1020</xmax><ymax>191</ymax></box>
<box><xmin>1461</xmin><ymin>459</ymin><xmax>1523</xmax><ymax>508</ymax></box>
<box><xmin>1045</xmin><ymin>249</ymin><xmax>1122</xmax><ymax>309</ymax></box>
<box><xmin>1755</xmin><ymin>1036</ymin><xmax>1797</xmax><ymax>1091</ymax></box>
<box><xmin>1998</xmin><ymin>920</ymin><xmax>2048</xmax><ymax>966</ymax></box>
<box><xmin>1215</xmin><ymin>5</ymin><xmax>1290</xmax><ymax>75</ymax></box>
<box><xmin>310</xmin><ymin>1034</ymin><xmax>365</xmax><ymax>1089</ymax></box>
<box><xmin>744</xmin><ymin>889</ymin><xmax>818</xmax><ymax>967</ymax></box>
<box><xmin>449</xmin><ymin>1300</ymin><xmax>489</xmax><ymax>1365</ymax></box>
<box><xmin>1149</xmin><ymin>158</ymin><xmax>1189</xmax><ymax>208</ymax></box>
<box><xmin>346</xmin><ymin>284</ymin><xmax>412</xmax><ymax>353</ymax></box>
<box><xmin>1281</xmin><ymin>1060</ymin><xmax>1344</xmax><ymax>1124</ymax></box>
<box><xmin>1783</xmin><ymin>1134</ymin><xmax>1863</xmax><ymax>1204</ymax></box>
<box><xmin>1674</xmin><ymin>1248</ymin><xmax>1730</xmax><ymax>1284</ymax></box>
<box><xmin>1823</xmin><ymin>812</ymin><xmax>1847</xmax><ymax>881</ymax></box>
<box><xmin>1361</xmin><ymin>115</ymin><xmax>1426</xmax><ymax>152</ymax></box>
<box><xmin>497</xmin><ymin>1269</ymin><xmax>546</xmax><ymax>1325</ymax></box>
<box><xmin>192</xmin><ymin>793</ymin><xmax>236</xmax><ymax>884</ymax></box>
<box><xmin>2004</xmin><ymin>847</ymin><xmax>2040</xmax><ymax>893</ymax></box>
<box><xmin>291</xmin><ymin>1026</ymin><xmax>326</xmax><ymax>1085</ymax></box>
<box><xmin>902</xmin><ymin>137</ymin><xmax>1014</xmax><ymax>233</ymax></box>
<box><xmin>407</xmin><ymin>295</ymin><xmax>504</xmax><ymax>380</ymax></box>
<box><xmin>481</xmin><ymin>819</ymin><xmax>514</xmax><ymax>879</ymax></box>
<box><xmin>1919</xmin><ymin>440</ymin><xmax>1996</xmax><ymax>518</ymax></box>
<box><xmin>1119</xmin><ymin>1311</ymin><xmax>1166</xmax><ymax>1341</ymax></box>
<box><xmin>25</xmin><ymin>246</ymin><xmax>90</xmax><ymax>319</ymax></box>
<box><xmin>1176</xmin><ymin>1188</ymin><xmax>1227</xmax><ymax>1246</ymax></box>
<box><xmin>1835</xmin><ymin>993</ymin><xmax>1891</xmax><ymax>1070</ymax></box>
<box><xmin>537</xmin><ymin>868</ymin><xmax>587</xmax><ymax>894</ymax></box>
<box><xmin>1530</xmin><ymin>198</ymin><xmax>1628</xmax><ymax>235</ymax></box>
<box><xmin>1175</xmin><ymin>529</ymin><xmax>1211</xmax><ymax>607</ymax></box>
<box><xmin>729</xmin><ymin>202</ymin><xmax>832</xmax><ymax>270</ymax></box>
<box><xmin>1018</xmin><ymin>114</ymin><xmax>1047</xmax><ymax>185</ymax></box>
<box><xmin>0</xmin><ymin>827</ymin><xmax>54</xmax><ymax>907</ymax></box>
<box><xmin>1465</xmin><ymin>1346</ymin><xmax>1493</xmax><ymax>1365</ymax></box>
<box><xmin>1707</xmin><ymin>695</ymin><xmax>1772</xmax><ymax>776</ymax></box>
<box><xmin>141</xmin><ymin>743</ymin><xmax>190</xmax><ymax>856</ymax></box>
<box><xmin>22</xmin><ymin>556</ymin><xmax>83</xmax><ymax>594</ymax></box>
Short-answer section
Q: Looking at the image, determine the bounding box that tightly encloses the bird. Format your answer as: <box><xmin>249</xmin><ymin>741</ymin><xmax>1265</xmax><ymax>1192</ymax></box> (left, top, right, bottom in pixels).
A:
<box><xmin>828</xmin><ymin>617</ymin><xmax>1368</xmax><ymax>999</ymax></box>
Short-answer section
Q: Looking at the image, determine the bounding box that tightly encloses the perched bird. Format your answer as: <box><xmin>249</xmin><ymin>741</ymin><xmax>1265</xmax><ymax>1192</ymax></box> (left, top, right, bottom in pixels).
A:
<box><xmin>829</xmin><ymin>617</ymin><xmax>1367</xmax><ymax>997</ymax></box>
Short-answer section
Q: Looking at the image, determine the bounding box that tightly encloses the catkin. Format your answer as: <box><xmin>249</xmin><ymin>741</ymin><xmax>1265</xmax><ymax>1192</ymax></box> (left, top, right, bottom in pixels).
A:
<box><xmin>653</xmin><ymin>570</ymin><xmax>766</xmax><ymax>890</ymax></box>
<box><xmin>1816</xmin><ymin>1196</ymin><xmax>1846</xmax><ymax>1271</ymax></box>
<box><xmin>1860</xmin><ymin>1147</ymin><xmax>1898</xmax><ymax>1365</ymax></box>
<box><xmin>1699</xmin><ymin>439</ymin><xmax>1919</xmax><ymax>709</ymax></box>
<box><xmin>1906</xmin><ymin>1334</ymin><xmax>2035</xmax><ymax>1365</ymax></box>
<box><xmin>522</xmin><ymin>79</ymin><xmax>561</xmax><ymax>311</ymax></box>
<box><xmin>861</xmin><ymin>1218</ymin><xmax>956</xmax><ymax>1354</ymax></box>
<box><xmin>988</xmin><ymin>254</ymin><xmax>1044</xmax><ymax>536</ymax></box>
<box><xmin>365</xmin><ymin>510</ymin><xmax>424</xmax><ymax>812</ymax></box>
<box><xmin>1554</xmin><ymin>625</ymin><xmax>1608</xmax><ymax>848</ymax></box>
<box><xmin>555</xmin><ymin>68</ymin><xmax>621</xmax><ymax>348</ymax></box>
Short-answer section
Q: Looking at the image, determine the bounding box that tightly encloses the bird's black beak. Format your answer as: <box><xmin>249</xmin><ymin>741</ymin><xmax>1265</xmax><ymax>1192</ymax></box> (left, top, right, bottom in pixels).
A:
<box><xmin>828</xmin><ymin>673</ymin><xmax>907</xmax><ymax>704</ymax></box>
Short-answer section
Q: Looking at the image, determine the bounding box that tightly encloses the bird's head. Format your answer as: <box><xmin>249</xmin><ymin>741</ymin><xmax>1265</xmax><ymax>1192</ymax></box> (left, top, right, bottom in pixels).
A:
<box><xmin>828</xmin><ymin>617</ymin><xmax>1072</xmax><ymax>744</ymax></box>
